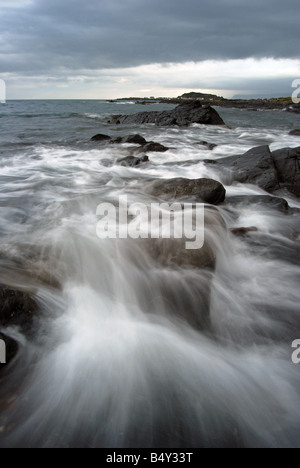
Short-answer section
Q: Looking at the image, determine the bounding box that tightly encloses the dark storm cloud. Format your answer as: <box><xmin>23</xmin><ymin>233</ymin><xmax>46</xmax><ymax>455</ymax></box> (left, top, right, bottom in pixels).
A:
<box><xmin>0</xmin><ymin>0</ymin><xmax>299</xmax><ymax>75</ymax></box>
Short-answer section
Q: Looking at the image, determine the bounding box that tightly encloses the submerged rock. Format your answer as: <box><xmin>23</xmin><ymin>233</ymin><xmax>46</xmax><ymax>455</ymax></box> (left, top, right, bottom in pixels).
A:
<box><xmin>117</xmin><ymin>155</ymin><xmax>149</xmax><ymax>167</ymax></box>
<box><xmin>146</xmin><ymin>178</ymin><xmax>226</xmax><ymax>205</ymax></box>
<box><xmin>109</xmin><ymin>100</ymin><xmax>226</xmax><ymax>127</ymax></box>
<box><xmin>230</xmin><ymin>227</ymin><xmax>258</xmax><ymax>237</ymax></box>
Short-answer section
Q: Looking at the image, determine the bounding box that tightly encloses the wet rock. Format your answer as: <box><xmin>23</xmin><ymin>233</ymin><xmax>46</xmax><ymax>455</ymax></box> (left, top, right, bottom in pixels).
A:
<box><xmin>122</xmin><ymin>134</ymin><xmax>147</xmax><ymax>145</ymax></box>
<box><xmin>210</xmin><ymin>145</ymin><xmax>300</xmax><ymax>197</ymax></box>
<box><xmin>137</xmin><ymin>142</ymin><xmax>169</xmax><ymax>153</ymax></box>
<box><xmin>217</xmin><ymin>145</ymin><xmax>280</xmax><ymax>193</ymax></box>
<box><xmin>109</xmin><ymin>100</ymin><xmax>226</xmax><ymax>127</ymax></box>
<box><xmin>146</xmin><ymin>178</ymin><xmax>226</xmax><ymax>205</ymax></box>
<box><xmin>271</xmin><ymin>147</ymin><xmax>300</xmax><ymax>197</ymax></box>
<box><xmin>289</xmin><ymin>129</ymin><xmax>300</xmax><ymax>136</ymax></box>
<box><xmin>0</xmin><ymin>286</ymin><xmax>38</xmax><ymax>331</ymax></box>
<box><xmin>111</xmin><ymin>134</ymin><xmax>147</xmax><ymax>145</ymax></box>
<box><xmin>117</xmin><ymin>155</ymin><xmax>149</xmax><ymax>167</ymax></box>
<box><xmin>196</xmin><ymin>141</ymin><xmax>218</xmax><ymax>150</ymax></box>
<box><xmin>230</xmin><ymin>227</ymin><xmax>258</xmax><ymax>237</ymax></box>
<box><xmin>91</xmin><ymin>134</ymin><xmax>111</xmax><ymax>142</ymax></box>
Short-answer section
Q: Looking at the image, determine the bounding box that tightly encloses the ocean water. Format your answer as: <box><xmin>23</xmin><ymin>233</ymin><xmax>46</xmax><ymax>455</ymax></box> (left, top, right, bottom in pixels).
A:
<box><xmin>0</xmin><ymin>100</ymin><xmax>300</xmax><ymax>448</ymax></box>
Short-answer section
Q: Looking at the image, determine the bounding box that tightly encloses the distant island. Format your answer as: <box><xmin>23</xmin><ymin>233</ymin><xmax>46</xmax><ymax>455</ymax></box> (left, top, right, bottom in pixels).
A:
<box><xmin>108</xmin><ymin>92</ymin><xmax>300</xmax><ymax>113</ymax></box>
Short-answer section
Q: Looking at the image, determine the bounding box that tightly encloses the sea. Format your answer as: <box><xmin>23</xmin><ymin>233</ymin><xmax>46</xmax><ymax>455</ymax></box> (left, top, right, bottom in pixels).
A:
<box><xmin>0</xmin><ymin>100</ymin><xmax>299</xmax><ymax>448</ymax></box>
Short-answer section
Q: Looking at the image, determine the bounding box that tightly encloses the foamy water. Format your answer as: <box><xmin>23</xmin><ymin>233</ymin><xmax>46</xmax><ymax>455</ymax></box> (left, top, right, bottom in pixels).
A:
<box><xmin>0</xmin><ymin>101</ymin><xmax>299</xmax><ymax>447</ymax></box>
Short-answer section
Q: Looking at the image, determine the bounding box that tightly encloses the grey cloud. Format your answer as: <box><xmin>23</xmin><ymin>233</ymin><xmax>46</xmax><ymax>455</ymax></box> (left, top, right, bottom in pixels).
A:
<box><xmin>0</xmin><ymin>0</ymin><xmax>299</xmax><ymax>76</ymax></box>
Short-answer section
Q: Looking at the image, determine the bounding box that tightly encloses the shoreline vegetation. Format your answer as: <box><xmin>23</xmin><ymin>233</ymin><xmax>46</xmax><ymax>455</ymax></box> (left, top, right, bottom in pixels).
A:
<box><xmin>107</xmin><ymin>91</ymin><xmax>300</xmax><ymax>113</ymax></box>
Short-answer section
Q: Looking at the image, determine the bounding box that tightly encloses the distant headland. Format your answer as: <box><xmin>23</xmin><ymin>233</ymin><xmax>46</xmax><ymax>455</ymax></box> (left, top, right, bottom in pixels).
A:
<box><xmin>108</xmin><ymin>92</ymin><xmax>300</xmax><ymax>113</ymax></box>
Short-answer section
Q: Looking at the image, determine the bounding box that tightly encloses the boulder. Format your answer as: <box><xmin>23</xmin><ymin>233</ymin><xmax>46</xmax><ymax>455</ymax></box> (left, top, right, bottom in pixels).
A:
<box><xmin>289</xmin><ymin>129</ymin><xmax>300</xmax><ymax>136</ymax></box>
<box><xmin>109</xmin><ymin>101</ymin><xmax>226</xmax><ymax>127</ymax></box>
<box><xmin>91</xmin><ymin>133</ymin><xmax>111</xmax><ymax>142</ymax></box>
<box><xmin>0</xmin><ymin>286</ymin><xmax>38</xmax><ymax>331</ymax></box>
<box><xmin>117</xmin><ymin>155</ymin><xmax>149</xmax><ymax>167</ymax></box>
<box><xmin>146</xmin><ymin>178</ymin><xmax>226</xmax><ymax>205</ymax></box>
<box><xmin>271</xmin><ymin>147</ymin><xmax>300</xmax><ymax>197</ymax></box>
<box><xmin>122</xmin><ymin>134</ymin><xmax>147</xmax><ymax>145</ymax></box>
<box><xmin>136</xmin><ymin>142</ymin><xmax>169</xmax><ymax>153</ymax></box>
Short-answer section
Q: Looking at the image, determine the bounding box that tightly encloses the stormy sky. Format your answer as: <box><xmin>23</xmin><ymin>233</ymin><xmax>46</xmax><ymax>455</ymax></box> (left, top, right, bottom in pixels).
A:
<box><xmin>1</xmin><ymin>0</ymin><xmax>299</xmax><ymax>99</ymax></box>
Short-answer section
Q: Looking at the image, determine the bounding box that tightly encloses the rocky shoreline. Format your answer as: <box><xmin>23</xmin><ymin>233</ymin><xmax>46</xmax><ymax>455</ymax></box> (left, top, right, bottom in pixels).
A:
<box><xmin>1</xmin><ymin>101</ymin><xmax>300</xmax><ymax>369</ymax></box>
<box><xmin>109</xmin><ymin>95</ymin><xmax>300</xmax><ymax>113</ymax></box>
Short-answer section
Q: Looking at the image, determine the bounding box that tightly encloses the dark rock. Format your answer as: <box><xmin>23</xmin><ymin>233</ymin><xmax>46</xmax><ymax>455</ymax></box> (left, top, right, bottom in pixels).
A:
<box><xmin>0</xmin><ymin>286</ymin><xmax>38</xmax><ymax>331</ymax></box>
<box><xmin>109</xmin><ymin>100</ymin><xmax>226</xmax><ymax>127</ymax></box>
<box><xmin>146</xmin><ymin>178</ymin><xmax>226</xmax><ymax>205</ymax></box>
<box><xmin>230</xmin><ymin>226</ymin><xmax>258</xmax><ymax>237</ymax></box>
<box><xmin>137</xmin><ymin>142</ymin><xmax>169</xmax><ymax>153</ymax></box>
<box><xmin>117</xmin><ymin>155</ymin><xmax>149</xmax><ymax>167</ymax></box>
<box><xmin>123</xmin><ymin>134</ymin><xmax>147</xmax><ymax>145</ymax></box>
<box><xmin>271</xmin><ymin>147</ymin><xmax>300</xmax><ymax>197</ymax></box>
<box><xmin>91</xmin><ymin>133</ymin><xmax>111</xmax><ymax>142</ymax></box>
<box><xmin>289</xmin><ymin>129</ymin><xmax>300</xmax><ymax>136</ymax></box>
<box><xmin>216</xmin><ymin>145</ymin><xmax>280</xmax><ymax>193</ymax></box>
<box><xmin>111</xmin><ymin>134</ymin><xmax>147</xmax><ymax>145</ymax></box>
<box><xmin>0</xmin><ymin>332</ymin><xmax>18</xmax><ymax>369</ymax></box>
<box><xmin>225</xmin><ymin>195</ymin><xmax>290</xmax><ymax>213</ymax></box>
<box><xmin>203</xmin><ymin>159</ymin><xmax>218</xmax><ymax>165</ymax></box>
<box><xmin>197</xmin><ymin>141</ymin><xmax>218</xmax><ymax>150</ymax></box>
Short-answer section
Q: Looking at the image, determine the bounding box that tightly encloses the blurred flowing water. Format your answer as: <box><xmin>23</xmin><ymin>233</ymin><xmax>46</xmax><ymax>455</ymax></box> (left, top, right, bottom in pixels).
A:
<box><xmin>0</xmin><ymin>100</ymin><xmax>299</xmax><ymax>447</ymax></box>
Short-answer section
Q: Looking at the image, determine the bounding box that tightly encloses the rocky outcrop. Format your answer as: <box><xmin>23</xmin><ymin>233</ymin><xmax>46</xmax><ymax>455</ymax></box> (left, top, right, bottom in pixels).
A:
<box><xmin>209</xmin><ymin>145</ymin><xmax>300</xmax><ymax>197</ymax></box>
<box><xmin>146</xmin><ymin>178</ymin><xmax>226</xmax><ymax>205</ymax></box>
<box><xmin>108</xmin><ymin>101</ymin><xmax>226</xmax><ymax>127</ymax></box>
<box><xmin>216</xmin><ymin>146</ymin><xmax>280</xmax><ymax>192</ymax></box>
<box><xmin>271</xmin><ymin>147</ymin><xmax>300</xmax><ymax>197</ymax></box>
<box><xmin>289</xmin><ymin>129</ymin><xmax>300</xmax><ymax>136</ymax></box>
